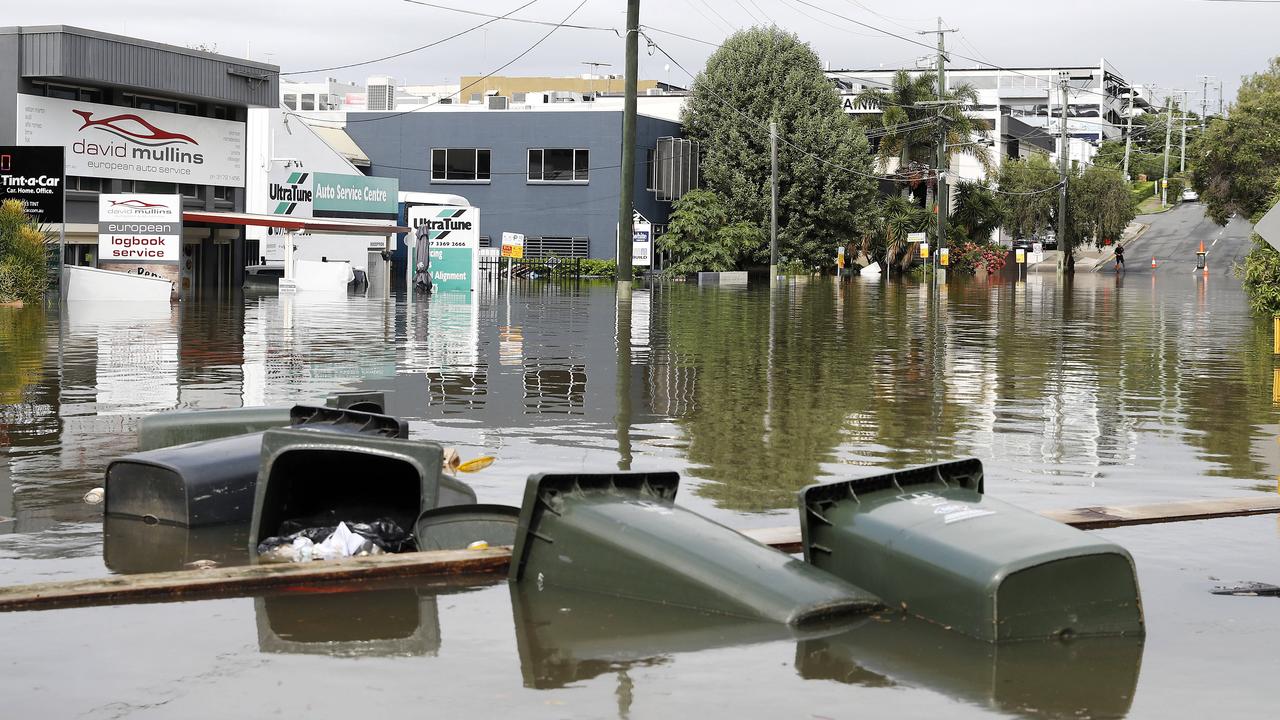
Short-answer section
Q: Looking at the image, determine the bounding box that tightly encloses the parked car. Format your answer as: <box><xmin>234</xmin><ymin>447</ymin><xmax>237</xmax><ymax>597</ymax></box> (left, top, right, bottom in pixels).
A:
<box><xmin>1181</xmin><ymin>188</ymin><xmax>1199</xmax><ymax>202</ymax></box>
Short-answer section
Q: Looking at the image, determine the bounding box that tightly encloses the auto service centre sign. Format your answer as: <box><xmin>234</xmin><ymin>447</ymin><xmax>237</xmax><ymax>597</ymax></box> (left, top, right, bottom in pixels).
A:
<box><xmin>17</xmin><ymin>94</ymin><xmax>245</xmax><ymax>187</ymax></box>
<box><xmin>99</xmin><ymin>194</ymin><xmax>182</xmax><ymax>263</ymax></box>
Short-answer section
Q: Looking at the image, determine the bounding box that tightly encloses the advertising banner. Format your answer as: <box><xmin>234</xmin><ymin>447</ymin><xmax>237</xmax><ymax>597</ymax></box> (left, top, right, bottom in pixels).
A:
<box><xmin>312</xmin><ymin>172</ymin><xmax>398</xmax><ymax>218</ymax></box>
<box><xmin>632</xmin><ymin>222</ymin><xmax>652</xmax><ymax>267</ymax></box>
<box><xmin>98</xmin><ymin>194</ymin><xmax>182</xmax><ymax>264</ymax></box>
<box><xmin>268</xmin><ymin>165</ymin><xmax>313</xmax><ymax>217</ymax></box>
<box><xmin>410</xmin><ymin>205</ymin><xmax>479</xmax><ymax>293</ymax></box>
<box><xmin>17</xmin><ymin>94</ymin><xmax>245</xmax><ymax>187</ymax></box>
<box><xmin>501</xmin><ymin>231</ymin><xmax>525</xmax><ymax>259</ymax></box>
<box><xmin>0</xmin><ymin>146</ymin><xmax>64</xmax><ymax>223</ymax></box>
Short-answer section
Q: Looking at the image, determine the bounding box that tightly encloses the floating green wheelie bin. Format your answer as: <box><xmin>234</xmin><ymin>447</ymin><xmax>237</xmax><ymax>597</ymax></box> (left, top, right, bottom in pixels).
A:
<box><xmin>106</xmin><ymin>405</ymin><xmax>408</xmax><ymax>527</ymax></box>
<box><xmin>799</xmin><ymin>458</ymin><xmax>1144</xmax><ymax>642</ymax></box>
<box><xmin>137</xmin><ymin>391</ymin><xmax>388</xmax><ymax>451</ymax></box>
<box><xmin>249</xmin><ymin>427</ymin><xmax>477</xmax><ymax>555</ymax></box>
<box><xmin>509</xmin><ymin>471</ymin><xmax>881</xmax><ymax>626</ymax></box>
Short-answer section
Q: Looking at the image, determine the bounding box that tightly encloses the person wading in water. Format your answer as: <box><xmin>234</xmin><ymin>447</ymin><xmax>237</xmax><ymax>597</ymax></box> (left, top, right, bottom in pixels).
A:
<box><xmin>1114</xmin><ymin>242</ymin><xmax>1125</xmax><ymax>272</ymax></box>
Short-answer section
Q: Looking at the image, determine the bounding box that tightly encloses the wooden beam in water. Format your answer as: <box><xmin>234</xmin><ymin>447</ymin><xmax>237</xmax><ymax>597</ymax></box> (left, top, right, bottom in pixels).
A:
<box><xmin>1</xmin><ymin>495</ymin><xmax>1277</xmax><ymax>613</ymax></box>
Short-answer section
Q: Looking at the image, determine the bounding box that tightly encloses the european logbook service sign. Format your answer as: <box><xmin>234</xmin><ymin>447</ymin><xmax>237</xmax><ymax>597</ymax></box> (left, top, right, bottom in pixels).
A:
<box><xmin>17</xmin><ymin>94</ymin><xmax>246</xmax><ymax>187</ymax></box>
<box><xmin>98</xmin><ymin>194</ymin><xmax>182</xmax><ymax>263</ymax></box>
<box><xmin>0</xmin><ymin>145</ymin><xmax>64</xmax><ymax>223</ymax></box>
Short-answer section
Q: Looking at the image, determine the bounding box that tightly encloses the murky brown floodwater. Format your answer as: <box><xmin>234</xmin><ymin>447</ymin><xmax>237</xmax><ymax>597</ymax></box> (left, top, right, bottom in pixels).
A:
<box><xmin>2</xmin><ymin>262</ymin><xmax>1278</xmax><ymax>717</ymax></box>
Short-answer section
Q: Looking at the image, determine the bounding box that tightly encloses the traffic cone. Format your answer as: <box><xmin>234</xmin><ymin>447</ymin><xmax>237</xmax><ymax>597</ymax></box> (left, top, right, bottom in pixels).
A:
<box><xmin>1199</xmin><ymin>240</ymin><xmax>1205</xmax><ymax>253</ymax></box>
<box><xmin>1151</xmin><ymin>256</ymin><xmax>1158</xmax><ymax>269</ymax></box>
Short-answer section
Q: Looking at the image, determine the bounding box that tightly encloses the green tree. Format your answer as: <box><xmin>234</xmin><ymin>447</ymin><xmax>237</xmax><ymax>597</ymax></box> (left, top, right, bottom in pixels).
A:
<box><xmin>680</xmin><ymin>27</ymin><xmax>878</xmax><ymax>270</ymax></box>
<box><xmin>1067</xmin><ymin>165</ymin><xmax>1136</xmax><ymax>250</ymax></box>
<box><xmin>950</xmin><ymin>181</ymin><xmax>1003</xmax><ymax>243</ymax></box>
<box><xmin>657</xmin><ymin>189</ymin><xmax>766</xmax><ymax>275</ymax></box>
<box><xmin>857</xmin><ymin>69</ymin><xmax>993</xmax><ymax>179</ymax></box>
<box><xmin>1191</xmin><ymin>57</ymin><xmax>1280</xmax><ymax>224</ymax></box>
<box><xmin>1235</xmin><ymin>180</ymin><xmax>1280</xmax><ymax>315</ymax></box>
<box><xmin>0</xmin><ymin>199</ymin><xmax>51</xmax><ymax>304</ymax></box>
<box><xmin>996</xmin><ymin>155</ymin><xmax>1059</xmax><ymax>241</ymax></box>
<box><xmin>858</xmin><ymin>195</ymin><xmax>931</xmax><ymax>272</ymax></box>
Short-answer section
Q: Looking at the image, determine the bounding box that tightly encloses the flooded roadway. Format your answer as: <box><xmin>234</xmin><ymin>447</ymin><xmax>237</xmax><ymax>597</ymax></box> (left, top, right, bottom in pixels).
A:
<box><xmin>1</xmin><ymin>205</ymin><xmax>1276</xmax><ymax>718</ymax></box>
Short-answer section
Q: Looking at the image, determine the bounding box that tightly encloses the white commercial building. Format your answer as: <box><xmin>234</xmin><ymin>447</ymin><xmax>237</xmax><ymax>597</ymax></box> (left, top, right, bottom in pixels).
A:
<box><xmin>827</xmin><ymin>59</ymin><xmax>1144</xmax><ymax>183</ymax></box>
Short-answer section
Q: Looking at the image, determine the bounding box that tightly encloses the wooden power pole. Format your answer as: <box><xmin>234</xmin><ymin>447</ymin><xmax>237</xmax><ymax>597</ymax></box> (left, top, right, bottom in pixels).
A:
<box><xmin>616</xmin><ymin>0</ymin><xmax>639</xmax><ymax>296</ymax></box>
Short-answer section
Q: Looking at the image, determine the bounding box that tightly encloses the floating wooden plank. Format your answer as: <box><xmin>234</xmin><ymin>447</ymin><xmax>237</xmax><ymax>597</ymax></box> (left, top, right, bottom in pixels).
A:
<box><xmin>1</xmin><ymin>495</ymin><xmax>1277</xmax><ymax>613</ymax></box>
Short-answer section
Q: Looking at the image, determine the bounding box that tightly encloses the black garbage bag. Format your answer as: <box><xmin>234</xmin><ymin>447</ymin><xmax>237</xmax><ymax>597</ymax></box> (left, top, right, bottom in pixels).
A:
<box><xmin>257</xmin><ymin>516</ymin><xmax>415</xmax><ymax>561</ymax></box>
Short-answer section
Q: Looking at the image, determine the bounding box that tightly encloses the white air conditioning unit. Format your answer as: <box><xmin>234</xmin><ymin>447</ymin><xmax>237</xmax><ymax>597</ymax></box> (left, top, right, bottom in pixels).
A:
<box><xmin>488</xmin><ymin>96</ymin><xmax>509</xmax><ymax>110</ymax></box>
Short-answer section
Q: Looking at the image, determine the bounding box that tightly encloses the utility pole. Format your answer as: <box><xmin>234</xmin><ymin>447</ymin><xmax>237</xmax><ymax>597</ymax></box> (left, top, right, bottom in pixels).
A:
<box><xmin>1121</xmin><ymin>89</ymin><xmax>1134</xmax><ymax>181</ymax></box>
<box><xmin>1218</xmin><ymin>80</ymin><xmax>1224</xmax><ymax>117</ymax></box>
<box><xmin>1161</xmin><ymin>94</ymin><xmax>1175</xmax><ymax>206</ymax></box>
<box><xmin>615</xmin><ymin>0</ymin><xmax>639</xmax><ymax>297</ymax></box>
<box><xmin>918</xmin><ymin>18</ymin><xmax>956</xmax><ymax>267</ymax></box>
<box><xmin>1057</xmin><ymin>72</ymin><xmax>1069</xmax><ymax>274</ymax></box>
<box><xmin>770</xmin><ymin>119</ymin><xmax>778</xmax><ymax>282</ymax></box>
<box><xmin>1198</xmin><ymin>75</ymin><xmax>1213</xmax><ymax>129</ymax></box>
<box><xmin>1180</xmin><ymin>90</ymin><xmax>1189</xmax><ymax>174</ymax></box>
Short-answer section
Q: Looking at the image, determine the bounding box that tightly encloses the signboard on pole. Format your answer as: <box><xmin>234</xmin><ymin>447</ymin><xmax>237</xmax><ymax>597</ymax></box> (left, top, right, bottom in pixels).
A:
<box><xmin>312</xmin><ymin>172</ymin><xmax>398</xmax><ymax>218</ymax></box>
<box><xmin>501</xmin><ymin>231</ymin><xmax>525</xmax><ymax>259</ymax></box>
<box><xmin>17</xmin><ymin>94</ymin><xmax>245</xmax><ymax>187</ymax></box>
<box><xmin>410</xmin><ymin>205</ymin><xmax>479</xmax><ymax>293</ymax></box>
<box><xmin>98</xmin><ymin>194</ymin><xmax>182</xmax><ymax>263</ymax></box>
<box><xmin>1015</xmin><ymin>248</ymin><xmax>1026</xmax><ymax>264</ymax></box>
<box><xmin>632</xmin><ymin>222</ymin><xmax>652</xmax><ymax>267</ymax></box>
<box><xmin>837</xmin><ymin>246</ymin><xmax>846</xmax><ymax>270</ymax></box>
<box><xmin>1</xmin><ymin>146</ymin><xmax>64</xmax><ymax>223</ymax></box>
<box><xmin>1257</xmin><ymin>201</ymin><xmax>1280</xmax><ymax>253</ymax></box>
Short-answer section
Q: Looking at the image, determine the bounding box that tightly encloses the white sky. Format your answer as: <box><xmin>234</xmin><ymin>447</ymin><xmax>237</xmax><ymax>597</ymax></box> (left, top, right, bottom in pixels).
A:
<box><xmin>8</xmin><ymin>0</ymin><xmax>1276</xmax><ymax>106</ymax></box>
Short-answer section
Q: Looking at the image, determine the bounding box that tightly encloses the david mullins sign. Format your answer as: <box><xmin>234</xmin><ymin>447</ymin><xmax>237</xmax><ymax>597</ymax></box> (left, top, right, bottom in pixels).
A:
<box><xmin>99</xmin><ymin>194</ymin><xmax>182</xmax><ymax>263</ymax></box>
<box><xmin>0</xmin><ymin>146</ymin><xmax>64</xmax><ymax>224</ymax></box>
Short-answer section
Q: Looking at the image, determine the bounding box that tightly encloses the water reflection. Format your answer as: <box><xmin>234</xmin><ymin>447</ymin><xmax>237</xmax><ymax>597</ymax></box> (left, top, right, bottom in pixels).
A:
<box><xmin>255</xmin><ymin>583</ymin><xmax>453</xmax><ymax>658</ymax></box>
<box><xmin>510</xmin><ymin>583</ymin><xmax>859</xmax><ymax>691</ymax></box>
<box><xmin>102</xmin><ymin>516</ymin><xmax>248</xmax><ymax>573</ymax></box>
<box><xmin>796</xmin><ymin>614</ymin><xmax>1145</xmax><ymax>719</ymax></box>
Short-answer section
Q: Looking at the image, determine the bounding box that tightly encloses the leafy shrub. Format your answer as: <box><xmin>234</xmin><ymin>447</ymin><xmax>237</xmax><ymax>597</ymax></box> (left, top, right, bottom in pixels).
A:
<box><xmin>1165</xmin><ymin>177</ymin><xmax>1187</xmax><ymax>203</ymax></box>
<box><xmin>1131</xmin><ymin>181</ymin><xmax>1155</xmax><ymax>204</ymax></box>
<box><xmin>949</xmin><ymin>240</ymin><xmax>1009</xmax><ymax>275</ymax></box>
<box><xmin>0</xmin><ymin>200</ymin><xmax>52</xmax><ymax>304</ymax></box>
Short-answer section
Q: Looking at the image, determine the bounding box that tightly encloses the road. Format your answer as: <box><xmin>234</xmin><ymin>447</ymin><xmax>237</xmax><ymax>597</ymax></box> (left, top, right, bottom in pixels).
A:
<box><xmin>1107</xmin><ymin>202</ymin><xmax>1255</xmax><ymax>274</ymax></box>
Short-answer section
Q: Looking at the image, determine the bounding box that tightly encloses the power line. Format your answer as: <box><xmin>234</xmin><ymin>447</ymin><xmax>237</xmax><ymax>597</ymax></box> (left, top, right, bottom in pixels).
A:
<box><xmin>279</xmin><ymin>0</ymin><xmax>542</xmax><ymax>77</ymax></box>
<box><xmin>401</xmin><ymin>0</ymin><xmax>618</xmax><ymax>32</ymax></box>
<box><xmin>285</xmin><ymin>0</ymin><xmax>589</xmax><ymax>125</ymax></box>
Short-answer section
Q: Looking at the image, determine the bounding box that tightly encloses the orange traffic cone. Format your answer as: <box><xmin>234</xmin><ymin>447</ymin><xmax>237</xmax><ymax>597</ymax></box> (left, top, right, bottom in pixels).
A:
<box><xmin>1151</xmin><ymin>256</ymin><xmax>1158</xmax><ymax>269</ymax></box>
<box><xmin>1199</xmin><ymin>240</ymin><xmax>1205</xmax><ymax>253</ymax></box>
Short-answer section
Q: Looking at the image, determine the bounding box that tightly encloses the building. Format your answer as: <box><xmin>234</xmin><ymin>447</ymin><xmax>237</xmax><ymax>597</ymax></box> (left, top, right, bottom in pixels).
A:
<box><xmin>457</xmin><ymin>74</ymin><xmax>683</xmax><ymax>105</ymax></box>
<box><xmin>828</xmin><ymin>60</ymin><xmax>1143</xmax><ymax>182</ymax></box>
<box><xmin>281</xmin><ymin>77</ymin><xmax>364</xmax><ymax>112</ymax></box>
<box><xmin>366</xmin><ymin>75</ymin><xmax>396</xmax><ymax>112</ymax></box>
<box><xmin>0</xmin><ymin>25</ymin><xmax>279</xmax><ymax>295</ymax></box>
<box><xmin>334</xmin><ymin>102</ymin><xmax>687</xmax><ymax>262</ymax></box>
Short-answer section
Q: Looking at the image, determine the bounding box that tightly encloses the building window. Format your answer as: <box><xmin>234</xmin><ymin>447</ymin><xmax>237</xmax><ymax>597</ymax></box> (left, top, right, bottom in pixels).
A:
<box><xmin>283</xmin><ymin>94</ymin><xmax>297</xmax><ymax>110</ymax></box>
<box><xmin>431</xmin><ymin>148</ymin><xmax>491</xmax><ymax>182</ymax></box>
<box><xmin>301</xmin><ymin>94</ymin><xmax>316</xmax><ymax>111</ymax></box>
<box><xmin>645</xmin><ymin>148</ymin><xmax>656</xmax><ymax>190</ymax></box>
<box><xmin>214</xmin><ymin>105</ymin><xmax>230</xmax><ymax>120</ymax></box>
<box><xmin>65</xmin><ymin>176</ymin><xmax>102</xmax><ymax>192</ymax></box>
<box><xmin>35</xmin><ymin>82</ymin><xmax>102</xmax><ymax>103</ymax></box>
<box><xmin>213</xmin><ymin>186</ymin><xmax>233</xmax><ymax>201</ymax></box>
<box><xmin>121</xmin><ymin>180</ymin><xmax>196</xmax><ymax>197</ymax></box>
<box><xmin>528</xmin><ymin>148</ymin><xmax>588</xmax><ymax>183</ymax></box>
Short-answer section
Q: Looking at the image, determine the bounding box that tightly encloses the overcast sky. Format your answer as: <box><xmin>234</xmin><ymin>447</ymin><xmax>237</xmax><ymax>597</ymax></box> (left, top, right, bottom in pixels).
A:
<box><xmin>8</xmin><ymin>0</ymin><xmax>1277</xmax><ymax>106</ymax></box>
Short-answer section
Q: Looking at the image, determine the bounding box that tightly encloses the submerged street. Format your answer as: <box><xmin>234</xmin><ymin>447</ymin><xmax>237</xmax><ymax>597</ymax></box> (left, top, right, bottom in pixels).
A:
<box><xmin>1</xmin><ymin>206</ymin><xmax>1277</xmax><ymax>718</ymax></box>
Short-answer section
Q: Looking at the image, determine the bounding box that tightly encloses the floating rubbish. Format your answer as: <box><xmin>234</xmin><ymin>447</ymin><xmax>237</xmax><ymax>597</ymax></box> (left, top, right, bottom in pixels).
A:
<box><xmin>467</xmin><ymin>541</ymin><xmax>490</xmax><ymax>550</ymax></box>
<box><xmin>83</xmin><ymin>487</ymin><xmax>104</xmax><ymax>505</ymax></box>
<box><xmin>184</xmin><ymin>559</ymin><xmax>220</xmax><ymax>570</ymax></box>
<box><xmin>415</xmin><ymin>504</ymin><xmax>520</xmax><ymax>551</ymax></box>
<box><xmin>1210</xmin><ymin>581</ymin><xmax>1280</xmax><ymax>597</ymax></box>
<box><xmin>257</xmin><ymin>518</ymin><xmax>409</xmax><ymax>563</ymax></box>
<box><xmin>458</xmin><ymin>456</ymin><xmax>495</xmax><ymax>473</ymax></box>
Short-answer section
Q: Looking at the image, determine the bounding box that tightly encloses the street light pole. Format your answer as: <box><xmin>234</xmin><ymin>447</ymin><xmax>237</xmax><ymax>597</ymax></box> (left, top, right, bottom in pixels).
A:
<box><xmin>1057</xmin><ymin>72</ymin><xmax>1069</xmax><ymax>274</ymax></box>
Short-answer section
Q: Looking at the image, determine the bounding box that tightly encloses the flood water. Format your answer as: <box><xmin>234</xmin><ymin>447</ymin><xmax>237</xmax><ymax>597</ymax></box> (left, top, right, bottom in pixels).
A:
<box><xmin>2</xmin><ymin>265</ymin><xmax>1278</xmax><ymax>717</ymax></box>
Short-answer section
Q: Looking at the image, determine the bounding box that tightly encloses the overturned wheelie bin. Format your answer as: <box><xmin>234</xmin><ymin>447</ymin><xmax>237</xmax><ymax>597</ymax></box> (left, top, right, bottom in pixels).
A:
<box><xmin>799</xmin><ymin>458</ymin><xmax>1144</xmax><ymax>642</ymax></box>
<box><xmin>105</xmin><ymin>405</ymin><xmax>408</xmax><ymax>527</ymax></box>
<box><xmin>249</xmin><ymin>427</ymin><xmax>477</xmax><ymax>559</ymax></box>
<box><xmin>136</xmin><ymin>390</ymin><xmax>388</xmax><ymax>451</ymax></box>
<box><xmin>509</xmin><ymin>471</ymin><xmax>880</xmax><ymax>626</ymax></box>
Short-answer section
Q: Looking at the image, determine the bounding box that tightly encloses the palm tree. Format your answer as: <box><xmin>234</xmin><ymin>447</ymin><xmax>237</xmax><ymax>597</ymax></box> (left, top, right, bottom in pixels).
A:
<box><xmin>857</xmin><ymin>70</ymin><xmax>994</xmax><ymax>186</ymax></box>
<box><xmin>859</xmin><ymin>195</ymin><xmax>932</xmax><ymax>272</ymax></box>
<box><xmin>950</xmin><ymin>181</ymin><xmax>1004</xmax><ymax>243</ymax></box>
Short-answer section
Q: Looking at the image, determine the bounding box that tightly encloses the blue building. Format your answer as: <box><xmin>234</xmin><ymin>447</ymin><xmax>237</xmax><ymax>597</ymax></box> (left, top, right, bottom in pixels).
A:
<box><xmin>342</xmin><ymin>106</ymin><xmax>684</xmax><ymax>261</ymax></box>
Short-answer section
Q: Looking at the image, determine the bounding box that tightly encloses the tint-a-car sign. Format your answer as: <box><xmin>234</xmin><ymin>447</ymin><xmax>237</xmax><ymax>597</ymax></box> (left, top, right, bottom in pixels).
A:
<box><xmin>18</xmin><ymin>94</ymin><xmax>245</xmax><ymax>187</ymax></box>
<box><xmin>0</xmin><ymin>146</ymin><xmax>64</xmax><ymax>223</ymax></box>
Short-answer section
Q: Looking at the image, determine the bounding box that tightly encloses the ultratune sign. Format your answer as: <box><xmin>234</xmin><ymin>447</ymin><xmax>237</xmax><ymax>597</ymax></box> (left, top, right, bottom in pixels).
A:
<box><xmin>98</xmin><ymin>194</ymin><xmax>182</xmax><ymax>263</ymax></box>
<box><xmin>17</xmin><ymin>94</ymin><xmax>246</xmax><ymax>187</ymax></box>
<box><xmin>0</xmin><ymin>145</ymin><xmax>64</xmax><ymax>223</ymax></box>
<box><xmin>410</xmin><ymin>205</ymin><xmax>479</xmax><ymax>293</ymax></box>
<box><xmin>313</xmin><ymin>172</ymin><xmax>398</xmax><ymax>218</ymax></box>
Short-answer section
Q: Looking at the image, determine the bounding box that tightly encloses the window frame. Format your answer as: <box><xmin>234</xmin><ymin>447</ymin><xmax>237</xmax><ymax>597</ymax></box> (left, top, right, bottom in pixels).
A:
<box><xmin>430</xmin><ymin>147</ymin><xmax>492</xmax><ymax>184</ymax></box>
<box><xmin>527</xmin><ymin>147</ymin><xmax>589</xmax><ymax>184</ymax></box>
